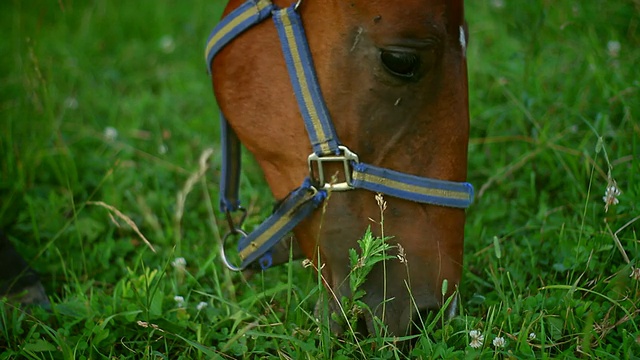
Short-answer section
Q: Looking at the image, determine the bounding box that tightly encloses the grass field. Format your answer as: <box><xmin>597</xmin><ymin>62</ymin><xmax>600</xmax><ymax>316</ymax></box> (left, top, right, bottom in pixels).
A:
<box><xmin>1</xmin><ymin>0</ymin><xmax>639</xmax><ymax>358</ymax></box>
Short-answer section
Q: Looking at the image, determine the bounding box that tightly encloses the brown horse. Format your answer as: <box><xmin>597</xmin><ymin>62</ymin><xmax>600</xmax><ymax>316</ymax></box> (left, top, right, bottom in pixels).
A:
<box><xmin>209</xmin><ymin>0</ymin><xmax>471</xmax><ymax>336</ymax></box>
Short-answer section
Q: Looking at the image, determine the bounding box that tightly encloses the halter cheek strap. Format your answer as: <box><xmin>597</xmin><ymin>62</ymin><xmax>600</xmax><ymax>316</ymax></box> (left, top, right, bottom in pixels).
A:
<box><xmin>205</xmin><ymin>0</ymin><xmax>474</xmax><ymax>271</ymax></box>
<box><xmin>272</xmin><ymin>7</ymin><xmax>340</xmax><ymax>156</ymax></box>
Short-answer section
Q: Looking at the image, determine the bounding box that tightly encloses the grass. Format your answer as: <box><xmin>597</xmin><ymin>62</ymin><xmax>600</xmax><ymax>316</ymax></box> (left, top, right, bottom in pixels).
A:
<box><xmin>1</xmin><ymin>0</ymin><xmax>639</xmax><ymax>358</ymax></box>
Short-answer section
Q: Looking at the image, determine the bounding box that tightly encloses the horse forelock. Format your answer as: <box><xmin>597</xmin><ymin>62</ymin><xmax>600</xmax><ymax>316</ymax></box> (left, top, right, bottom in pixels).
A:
<box><xmin>445</xmin><ymin>0</ymin><xmax>465</xmax><ymax>29</ymax></box>
<box><xmin>444</xmin><ymin>0</ymin><xmax>466</xmax><ymax>56</ymax></box>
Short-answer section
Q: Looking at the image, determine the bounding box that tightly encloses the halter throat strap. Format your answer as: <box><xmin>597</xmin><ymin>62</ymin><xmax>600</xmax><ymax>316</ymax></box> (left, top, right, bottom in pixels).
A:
<box><xmin>205</xmin><ymin>0</ymin><xmax>474</xmax><ymax>271</ymax></box>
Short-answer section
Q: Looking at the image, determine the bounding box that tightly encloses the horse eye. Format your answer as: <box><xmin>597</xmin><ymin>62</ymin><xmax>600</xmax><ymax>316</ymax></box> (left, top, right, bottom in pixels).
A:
<box><xmin>380</xmin><ymin>50</ymin><xmax>420</xmax><ymax>78</ymax></box>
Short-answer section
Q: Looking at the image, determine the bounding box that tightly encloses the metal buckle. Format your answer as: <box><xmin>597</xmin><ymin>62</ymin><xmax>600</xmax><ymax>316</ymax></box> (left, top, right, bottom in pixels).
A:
<box><xmin>307</xmin><ymin>145</ymin><xmax>359</xmax><ymax>191</ymax></box>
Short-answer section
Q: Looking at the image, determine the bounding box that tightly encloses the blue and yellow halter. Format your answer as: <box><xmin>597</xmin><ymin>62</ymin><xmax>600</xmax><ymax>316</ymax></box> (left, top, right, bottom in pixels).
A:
<box><xmin>205</xmin><ymin>0</ymin><xmax>474</xmax><ymax>271</ymax></box>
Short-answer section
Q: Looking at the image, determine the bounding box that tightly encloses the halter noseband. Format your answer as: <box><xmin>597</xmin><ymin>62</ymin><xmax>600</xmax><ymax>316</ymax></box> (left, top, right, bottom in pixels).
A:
<box><xmin>205</xmin><ymin>0</ymin><xmax>474</xmax><ymax>271</ymax></box>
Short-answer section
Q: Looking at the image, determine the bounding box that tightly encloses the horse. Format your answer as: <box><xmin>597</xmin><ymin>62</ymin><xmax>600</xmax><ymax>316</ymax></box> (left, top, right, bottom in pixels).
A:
<box><xmin>206</xmin><ymin>0</ymin><xmax>473</xmax><ymax>336</ymax></box>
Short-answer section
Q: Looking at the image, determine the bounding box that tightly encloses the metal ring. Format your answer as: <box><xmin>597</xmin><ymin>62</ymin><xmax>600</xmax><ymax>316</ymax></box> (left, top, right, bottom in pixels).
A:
<box><xmin>294</xmin><ymin>0</ymin><xmax>303</xmax><ymax>11</ymax></box>
<box><xmin>220</xmin><ymin>229</ymin><xmax>248</xmax><ymax>272</ymax></box>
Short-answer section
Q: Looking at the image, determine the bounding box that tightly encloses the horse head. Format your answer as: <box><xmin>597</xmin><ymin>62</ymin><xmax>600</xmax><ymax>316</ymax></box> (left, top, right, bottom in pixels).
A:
<box><xmin>210</xmin><ymin>0</ymin><xmax>470</xmax><ymax>335</ymax></box>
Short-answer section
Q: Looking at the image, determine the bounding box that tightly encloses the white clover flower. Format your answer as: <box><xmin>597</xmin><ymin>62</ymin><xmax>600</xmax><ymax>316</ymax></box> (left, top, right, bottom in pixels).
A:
<box><xmin>491</xmin><ymin>0</ymin><xmax>505</xmax><ymax>9</ymax></box>
<box><xmin>603</xmin><ymin>184</ymin><xmax>621</xmax><ymax>212</ymax></box>
<box><xmin>158</xmin><ymin>143</ymin><xmax>168</xmax><ymax>155</ymax></box>
<box><xmin>529</xmin><ymin>332</ymin><xmax>536</xmax><ymax>340</ymax></box>
<box><xmin>159</xmin><ymin>35</ymin><xmax>175</xmax><ymax>53</ymax></box>
<box><xmin>493</xmin><ymin>336</ymin><xmax>506</xmax><ymax>348</ymax></box>
<box><xmin>172</xmin><ymin>257</ymin><xmax>187</xmax><ymax>269</ymax></box>
<box><xmin>174</xmin><ymin>295</ymin><xmax>185</xmax><ymax>307</ymax></box>
<box><xmin>607</xmin><ymin>40</ymin><xmax>621</xmax><ymax>58</ymax></box>
<box><xmin>469</xmin><ymin>330</ymin><xmax>484</xmax><ymax>349</ymax></box>
<box><xmin>196</xmin><ymin>301</ymin><xmax>208</xmax><ymax>311</ymax></box>
<box><xmin>104</xmin><ymin>126</ymin><xmax>118</xmax><ymax>142</ymax></box>
<box><xmin>64</xmin><ymin>97</ymin><xmax>78</xmax><ymax>109</ymax></box>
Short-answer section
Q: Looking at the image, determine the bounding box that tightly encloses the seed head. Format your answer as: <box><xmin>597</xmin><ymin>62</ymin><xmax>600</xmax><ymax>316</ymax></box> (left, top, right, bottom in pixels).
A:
<box><xmin>603</xmin><ymin>184</ymin><xmax>621</xmax><ymax>212</ymax></box>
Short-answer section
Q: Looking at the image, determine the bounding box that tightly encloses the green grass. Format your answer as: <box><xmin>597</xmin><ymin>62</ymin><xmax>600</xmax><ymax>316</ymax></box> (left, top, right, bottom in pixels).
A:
<box><xmin>1</xmin><ymin>0</ymin><xmax>639</xmax><ymax>358</ymax></box>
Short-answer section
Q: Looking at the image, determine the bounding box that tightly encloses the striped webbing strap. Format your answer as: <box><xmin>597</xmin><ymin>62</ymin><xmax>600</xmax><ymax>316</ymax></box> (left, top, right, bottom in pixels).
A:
<box><xmin>272</xmin><ymin>7</ymin><xmax>339</xmax><ymax>156</ymax></box>
<box><xmin>205</xmin><ymin>0</ymin><xmax>273</xmax><ymax>76</ymax></box>
<box><xmin>205</xmin><ymin>0</ymin><xmax>275</xmax><ymax>214</ymax></box>
<box><xmin>237</xmin><ymin>178</ymin><xmax>325</xmax><ymax>268</ymax></box>
<box><xmin>205</xmin><ymin>0</ymin><xmax>474</xmax><ymax>271</ymax></box>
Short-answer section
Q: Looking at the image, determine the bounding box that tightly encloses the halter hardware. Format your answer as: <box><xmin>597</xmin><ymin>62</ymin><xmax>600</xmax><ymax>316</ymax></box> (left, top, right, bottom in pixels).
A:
<box><xmin>224</xmin><ymin>206</ymin><xmax>246</xmax><ymax>233</ymax></box>
<box><xmin>205</xmin><ymin>0</ymin><xmax>474</xmax><ymax>271</ymax></box>
<box><xmin>308</xmin><ymin>146</ymin><xmax>359</xmax><ymax>191</ymax></box>
<box><xmin>220</xmin><ymin>229</ymin><xmax>247</xmax><ymax>272</ymax></box>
